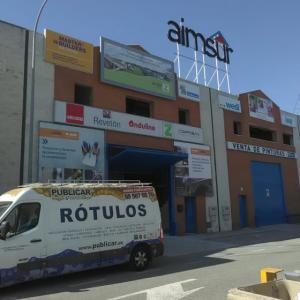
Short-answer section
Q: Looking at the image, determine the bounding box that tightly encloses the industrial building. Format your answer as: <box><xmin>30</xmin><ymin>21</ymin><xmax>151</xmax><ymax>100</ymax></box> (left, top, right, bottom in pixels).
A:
<box><xmin>1</xmin><ymin>19</ymin><xmax>300</xmax><ymax>234</ymax></box>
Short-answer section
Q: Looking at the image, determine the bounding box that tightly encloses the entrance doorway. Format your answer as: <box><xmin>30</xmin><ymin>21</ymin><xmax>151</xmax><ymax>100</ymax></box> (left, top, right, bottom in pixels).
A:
<box><xmin>108</xmin><ymin>145</ymin><xmax>187</xmax><ymax>234</ymax></box>
<box><xmin>185</xmin><ymin>197</ymin><xmax>197</xmax><ymax>233</ymax></box>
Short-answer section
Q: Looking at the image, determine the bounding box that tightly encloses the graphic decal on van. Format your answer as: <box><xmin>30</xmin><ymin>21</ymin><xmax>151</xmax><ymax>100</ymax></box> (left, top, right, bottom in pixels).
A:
<box><xmin>33</xmin><ymin>187</ymin><xmax>157</xmax><ymax>202</ymax></box>
<box><xmin>3</xmin><ymin>188</ymin><xmax>24</xmax><ymax>197</ymax></box>
<box><xmin>60</xmin><ymin>204</ymin><xmax>147</xmax><ymax>223</ymax></box>
<box><xmin>33</xmin><ymin>187</ymin><xmax>124</xmax><ymax>201</ymax></box>
<box><xmin>0</xmin><ymin>249</ymin><xmax>128</xmax><ymax>287</ymax></box>
<box><xmin>0</xmin><ymin>238</ymin><xmax>162</xmax><ymax>287</ymax></box>
<box><xmin>123</xmin><ymin>186</ymin><xmax>157</xmax><ymax>202</ymax></box>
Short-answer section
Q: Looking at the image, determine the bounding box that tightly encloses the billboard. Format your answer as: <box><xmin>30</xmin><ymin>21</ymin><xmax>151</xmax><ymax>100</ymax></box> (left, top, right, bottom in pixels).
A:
<box><xmin>101</xmin><ymin>37</ymin><xmax>176</xmax><ymax>99</ymax></box>
<box><xmin>39</xmin><ymin>122</ymin><xmax>105</xmax><ymax>182</ymax></box>
<box><xmin>248</xmin><ymin>94</ymin><xmax>274</xmax><ymax>122</ymax></box>
<box><xmin>44</xmin><ymin>29</ymin><xmax>94</xmax><ymax>73</ymax></box>
<box><xmin>177</xmin><ymin>79</ymin><xmax>201</xmax><ymax>101</ymax></box>
<box><xmin>174</xmin><ymin>142</ymin><xmax>212</xmax><ymax>196</ymax></box>
<box><xmin>55</xmin><ymin>101</ymin><xmax>204</xmax><ymax>144</ymax></box>
<box><xmin>219</xmin><ymin>94</ymin><xmax>241</xmax><ymax>113</ymax></box>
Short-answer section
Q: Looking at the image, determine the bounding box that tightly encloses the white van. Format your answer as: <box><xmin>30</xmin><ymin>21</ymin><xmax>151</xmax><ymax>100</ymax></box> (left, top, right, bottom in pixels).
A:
<box><xmin>0</xmin><ymin>182</ymin><xmax>164</xmax><ymax>288</ymax></box>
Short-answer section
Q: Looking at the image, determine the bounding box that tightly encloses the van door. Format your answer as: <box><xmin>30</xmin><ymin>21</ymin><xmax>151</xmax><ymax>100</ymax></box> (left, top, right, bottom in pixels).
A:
<box><xmin>0</xmin><ymin>202</ymin><xmax>45</xmax><ymax>286</ymax></box>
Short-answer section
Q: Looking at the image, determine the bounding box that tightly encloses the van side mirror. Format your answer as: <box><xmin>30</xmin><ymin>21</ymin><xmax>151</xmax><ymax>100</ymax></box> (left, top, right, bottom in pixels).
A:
<box><xmin>0</xmin><ymin>221</ymin><xmax>10</xmax><ymax>240</ymax></box>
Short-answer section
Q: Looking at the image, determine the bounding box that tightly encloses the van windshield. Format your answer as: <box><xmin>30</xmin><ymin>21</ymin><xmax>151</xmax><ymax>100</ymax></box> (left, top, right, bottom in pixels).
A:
<box><xmin>0</xmin><ymin>202</ymin><xmax>12</xmax><ymax>218</ymax></box>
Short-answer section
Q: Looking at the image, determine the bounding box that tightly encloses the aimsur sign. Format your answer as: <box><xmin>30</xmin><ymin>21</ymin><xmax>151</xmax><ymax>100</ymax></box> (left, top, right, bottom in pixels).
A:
<box><xmin>167</xmin><ymin>18</ymin><xmax>233</xmax><ymax>64</ymax></box>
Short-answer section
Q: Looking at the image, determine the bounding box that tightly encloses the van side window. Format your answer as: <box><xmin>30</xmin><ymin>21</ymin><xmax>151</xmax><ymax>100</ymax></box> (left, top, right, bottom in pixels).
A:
<box><xmin>4</xmin><ymin>203</ymin><xmax>40</xmax><ymax>237</ymax></box>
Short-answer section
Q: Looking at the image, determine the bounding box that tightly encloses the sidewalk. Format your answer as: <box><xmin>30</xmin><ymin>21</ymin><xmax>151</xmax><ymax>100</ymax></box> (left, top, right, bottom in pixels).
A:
<box><xmin>164</xmin><ymin>224</ymin><xmax>300</xmax><ymax>257</ymax></box>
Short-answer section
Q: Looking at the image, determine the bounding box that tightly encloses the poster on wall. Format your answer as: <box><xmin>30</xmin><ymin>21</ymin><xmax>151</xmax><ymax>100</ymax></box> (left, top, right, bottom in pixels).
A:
<box><xmin>101</xmin><ymin>37</ymin><xmax>176</xmax><ymax>99</ymax></box>
<box><xmin>174</xmin><ymin>141</ymin><xmax>213</xmax><ymax>196</ymax></box>
<box><xmin>44</xmin><ymin>29</ymin><xmax>94</xmax><ymax>74</ymax></box>
<box><xmin>39</xmin><ymin>122</ymin><xmax>105</xmax><ymax>182</ymax></box>
<box><xmin>248</xmin><ymin>94</ymin><xmax>274</xmax><ymax>122</ymax></box>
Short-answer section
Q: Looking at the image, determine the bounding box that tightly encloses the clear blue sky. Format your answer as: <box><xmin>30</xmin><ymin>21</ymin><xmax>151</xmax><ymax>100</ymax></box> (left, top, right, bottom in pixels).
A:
<box><xmin>1</xmin><ymin>0</ymin><xmax>300</xmax><ymax>113</ymax></box>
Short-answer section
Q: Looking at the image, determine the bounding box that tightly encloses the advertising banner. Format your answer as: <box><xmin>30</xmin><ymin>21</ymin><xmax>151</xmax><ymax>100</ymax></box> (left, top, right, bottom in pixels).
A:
<box><xmin>39</xmin><ymin>122</ymin><xmax>105</xmax><ymax>182</ymax></box>
<box><xmin>86</xmin><ymin>106</ymin><xmax>163</xmax><ymax>138</ymax></box>
<box><xmin>227</xmin><ymin>141</ymin><xmax>296</xmax><ymax>159</ymax></box>
<box><xmin>101</xmin><ymin>37</ymin><xmax>176</xmax><ymax>99</ymax></box>
<box><xmin>55</xmin><ymin>101</ymin><xmax>204</xmax><ymax>144</ymax></box>
<box><xmin>177</xmin><ymin>79</ymin><xmax>201</xmax><ymax>101</ymax></box>
<box><xmin>248</xmin><ymin>94</ymin><xmax>274</xmax><ymax>122</ymax></box>
<box><xmin>281</xmin><ymin>111</ymin><xmax>297</xmax><ymax>128</ymax></box>
<box><xmin>44</xmin><ymin>29</ymin><xmax>94</xmax><ymax>73</ymax></box>
<box><xmin>174</xmin><ymin>142</ymin><xmax>212</xmax><ymax>196</ymax></box>
<box><xmin>218</xmin><ymin>94</ymin><xmax>241</xmax><ymax>113</ymax></box>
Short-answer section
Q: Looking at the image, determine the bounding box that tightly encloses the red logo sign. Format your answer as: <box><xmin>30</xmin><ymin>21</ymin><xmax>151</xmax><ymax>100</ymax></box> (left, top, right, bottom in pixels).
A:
<box><xmin>66</xmin><ymin>103</ymin><xmax>84</xmax><ymax>125</ymax></box>
<box><xmin>128</xmin><ymin>120</ymin><xmax>155</xmax><ymax>131</ymax></box>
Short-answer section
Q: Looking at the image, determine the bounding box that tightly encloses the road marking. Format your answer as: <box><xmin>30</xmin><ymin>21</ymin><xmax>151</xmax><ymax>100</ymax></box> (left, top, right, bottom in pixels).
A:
<box><xmin>251</xmin><ymin>248</ymin><xmax>265</xmax><ymax>252</ymax></box>
<box><xmin>106</xmin><ymin>278</ymin><xmax>204</xmax><ymax>300</ymax></box>
<box><xmin>69</xmin><ymin>278</ymin><xmax>106</xmax><ymax>288</ymax></box>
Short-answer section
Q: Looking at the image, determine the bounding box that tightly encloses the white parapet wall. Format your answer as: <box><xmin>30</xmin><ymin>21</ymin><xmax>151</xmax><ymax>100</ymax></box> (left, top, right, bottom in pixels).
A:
<box><xmin>295</xmin><ymin>116</ymin><xmax>300</xmax><ymax>187</ymax></box>
<box><xmin>200</xmin><ymin>85</ymin><xmax>232</xmax><ymax>232</ymax></box>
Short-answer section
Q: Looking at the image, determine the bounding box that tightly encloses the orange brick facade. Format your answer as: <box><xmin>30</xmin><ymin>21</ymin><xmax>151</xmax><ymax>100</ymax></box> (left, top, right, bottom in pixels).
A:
<box><xmin>54</xmin><ymin>46</ymin><xmax>300</xmax><ymax>233</ymax></box>
<box><xmin>224</xmin><ymin>90</ymin><xmax>300</xmax><ymax>229</ymax></box>
<box><xmin>54</xmin><ymin>46</ymin><xmax>203</xmax><ymax>235</ymax></box>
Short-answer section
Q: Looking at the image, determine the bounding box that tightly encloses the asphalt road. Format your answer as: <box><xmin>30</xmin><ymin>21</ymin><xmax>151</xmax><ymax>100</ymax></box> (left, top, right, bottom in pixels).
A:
<box><xmin>2</xmin><ymin>224</ymin><xmax>300</xmax><ymax>300</ymax></box>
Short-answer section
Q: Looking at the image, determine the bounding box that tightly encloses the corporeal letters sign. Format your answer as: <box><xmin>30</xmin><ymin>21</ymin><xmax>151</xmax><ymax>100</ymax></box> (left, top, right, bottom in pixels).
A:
<box><xmin>167</xmin><ymin>18</ymin><xmax>233</xmax><ymax>64</ymax></box>
<box><xmin>55</xmin><ymin>101</ymin><xmax>203</xmax><ymax>144</ymax></box>
<box><xmin>227</xmin><ymin>141</ymin><xmax>296</xmax><ymax>159</ymax></box>
<box><xmin>218</xmin><ymin>94</ymin><xmax>241</xmax><ymax>113</ymax></box>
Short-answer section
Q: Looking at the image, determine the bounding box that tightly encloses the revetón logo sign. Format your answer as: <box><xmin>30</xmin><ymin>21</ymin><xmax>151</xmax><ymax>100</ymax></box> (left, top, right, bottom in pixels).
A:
<box><xmin>167</xmin><ymin>18</ymin><xmax>233</xmax><ymax>64</ymax></box>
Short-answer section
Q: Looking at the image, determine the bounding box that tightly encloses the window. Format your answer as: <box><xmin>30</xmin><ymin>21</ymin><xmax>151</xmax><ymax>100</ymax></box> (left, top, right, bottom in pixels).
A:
<box><xmin>75</xmin><ymin>84</ymin><xmax>92</xmax><ymax>106</ymax></box>
<box><xmin>126</xmin><ymin>98</ymin><xmax>152</xmax><ymax>117</ymax></box>
<box><xmin>249</xmin><ymin>126</ymin><xmax>276</xmax><ymax>142</ymax></box>
<box><xmin>283</xmin><ymin>134</ymin><xmax>293</xmax><ymax>146</ymax></box>
<box><xmin>0</xmin><ymin>201</ymin><xmax>12</xmax><ymax>218</ymax></box>
<box><xmin>3</xmin><ymin>203</ymin><xmax>40</xmax><ymax>237</ymax></box>
<box><xmin>233</xmin><ymin>121</ymin><xmax>242</xmax><ymax>135</ymax></box>
<box><xmin>178</xmin><ymin>109</ymin><xmax>190</xmax><ymax>125</ymax></box>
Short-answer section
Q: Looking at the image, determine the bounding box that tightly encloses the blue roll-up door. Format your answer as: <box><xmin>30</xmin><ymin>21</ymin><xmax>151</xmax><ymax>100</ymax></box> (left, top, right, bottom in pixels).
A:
<box><xmin>185</xmin><ymin>197</ymin><xmax>197</xmax><ymax>233</ymax></box>
<box><xmin>251</xmin><ymin>162</ymin><xmax>286</xmax><ymax>226</ymax></box>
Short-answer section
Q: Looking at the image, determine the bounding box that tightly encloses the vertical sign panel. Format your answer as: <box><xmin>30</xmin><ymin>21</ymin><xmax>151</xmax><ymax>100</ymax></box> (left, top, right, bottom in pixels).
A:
<box><xmin>174</xmin><ymin>141</ymin><xmax>212</xmax><ymax>196</ymax></box>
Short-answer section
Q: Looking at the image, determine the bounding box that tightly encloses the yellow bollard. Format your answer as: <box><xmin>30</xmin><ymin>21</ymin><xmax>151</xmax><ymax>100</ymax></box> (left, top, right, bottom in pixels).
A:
<box><xmin>260</xmin><ymin>268</ymin><xmax>283</xmax><ymax>283</ymax></box>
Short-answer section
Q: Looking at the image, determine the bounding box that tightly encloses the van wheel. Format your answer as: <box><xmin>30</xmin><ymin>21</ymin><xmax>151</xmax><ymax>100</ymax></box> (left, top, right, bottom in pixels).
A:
<box><xmin>130</xmin><ymin>245</ymin><xmax>150</xmax><ymax>271</ymax></box>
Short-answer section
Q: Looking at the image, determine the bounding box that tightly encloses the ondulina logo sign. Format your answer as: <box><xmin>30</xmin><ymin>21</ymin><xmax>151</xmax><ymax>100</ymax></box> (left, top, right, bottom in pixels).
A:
<box><xmin>167</xmin><ymin>18</ymin><xmax>233</xmax><ymax>64</ymax></box>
